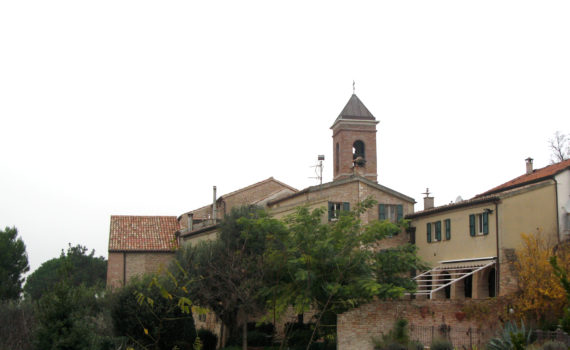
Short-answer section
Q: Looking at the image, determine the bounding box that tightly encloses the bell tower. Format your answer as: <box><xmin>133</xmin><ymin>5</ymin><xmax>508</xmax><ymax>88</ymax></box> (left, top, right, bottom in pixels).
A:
<box><xmin>331</xmin><ymin>93</ymin><xmax>379</xmax><ymax>182</ymax></box>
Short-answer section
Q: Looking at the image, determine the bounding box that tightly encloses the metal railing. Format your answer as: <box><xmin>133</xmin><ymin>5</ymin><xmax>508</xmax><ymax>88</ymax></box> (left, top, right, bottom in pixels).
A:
<box><xmin>408</xmin><ymin>324</ymin><xmax>492</xmax><ymax>349</ymax></box>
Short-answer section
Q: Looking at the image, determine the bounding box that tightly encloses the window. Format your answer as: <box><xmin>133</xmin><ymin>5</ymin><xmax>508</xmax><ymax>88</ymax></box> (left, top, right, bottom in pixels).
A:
<box><xmin>434</xmin><ymin>221</ymin><xmax>442</xmax><ymax>241</ymax></box>
<box><xmin>198</xmin><ymin>314</ymin><xmax>206</xmax><ymax>322</ymax></box>
<box><xmin>427</xmin><ymin>223</ymin><xmax>432</xmax><ymax>243</ymax></box>
<box><xmin>464</xmin><ymin>274</ymin><xmax>473</xmax><ymax>298</ymax></box>
<box><xmin>328</xmin><ymin>201</ymin><xmax>350</xmax><ymax>221</ymax></box>
<box><xmin>445</xmin><ymin>219</ymin><xmax>451</xmax><ymax>240</ymax></box>
<box><xmin>469</xmin><ymin>212</ymin><xmax>489</xmax><ymax>236</ymax></box>
<box><xmin>335</xmin><ymin>143</ymin><xmax>340</xmax><ymax>173</ymax></box>
<box><xmin>566</xmin><ymin>213</ymin><xmax>570</xmax><ymax>231</ymax></box>
<box><xmin>352</xmin><ymin>140</ymin><xmax>365</xmax><ymax>160</ymax></box>
<box><xmin>379</xmin><ymin>204</ymin><xmax>403</xmax><ymax>223</ymax></box>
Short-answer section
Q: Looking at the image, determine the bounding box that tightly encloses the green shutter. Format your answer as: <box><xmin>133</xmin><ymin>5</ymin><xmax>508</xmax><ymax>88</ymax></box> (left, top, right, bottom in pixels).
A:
<box><xmin>328</xmin><ymin>202</ymin><xmax>333</xmax><ymax>221</ymax></box>
<box><xmin>379</xmin><ymin>204</ymin><xmax>386</xmax><ymax>220</ymax></box>
<box><xmin>483</xmin><ymin>212</ymin><xmax>489</xmax><ymax>235</ymax></box>
<box><xmin>435</xmin><ymin>221</ymin><xmax>441</xmax><ymax>241</ymax></box>
<box><xmin>469</xmin><ymin>214</ymin><xmax>476</xmax><ymax>236</ymax></box>
<box><xmin>445</xmin><ymin>219</ymin><xmax>451</xmax><ymax>240</ymax></box>
<box><xmin>397</xmin><ymin>205</ymin><xmax>403</xmax><ymax>222</ymax></box>
<box><xmin>427</xmin><ymin>223</ymin><xmax>432</xmax><ymax>243</ymax></box>
<box><xmin>343</xmin><ymin>202</ymin><xmax>350</xmax><ymax>212</ymax></box>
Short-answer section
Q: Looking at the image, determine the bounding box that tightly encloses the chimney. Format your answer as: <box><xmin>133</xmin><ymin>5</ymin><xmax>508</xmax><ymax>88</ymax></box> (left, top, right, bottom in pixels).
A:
<box><xmin>525</xmin><ymin>157</ymin><xmax>534</xmax><ymax>175</ymax></box>
<box><xmin>212</xmin><ymin>186</ymin><xmax>217</xmax><ymax>221</ymax></box>
<box><xmin>187</xmin><ymin>213</ymin><xmax>193</xmax><ymax>231</ymax></box>
<box><xmin>422</xmin><ymin>188</ymin><xmax>434</xmax><ymax>210</ymax></box>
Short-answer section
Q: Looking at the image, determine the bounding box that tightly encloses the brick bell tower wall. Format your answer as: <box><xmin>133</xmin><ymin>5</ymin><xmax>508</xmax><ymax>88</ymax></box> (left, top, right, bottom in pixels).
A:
<box><xmin>332</xmin><ymin>121</ymin><xmax>378</xmax><ymax>183</ymax></box>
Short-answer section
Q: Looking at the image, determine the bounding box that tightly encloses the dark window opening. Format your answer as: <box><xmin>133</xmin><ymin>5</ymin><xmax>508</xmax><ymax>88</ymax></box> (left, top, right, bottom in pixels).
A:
<box><xmin>464</xmin><ymin>274</ymin><xmax>473</xmax><ymax>298</ymax></box>
<box><xmin>335</xmin><ymin>143</ymin><xmax>340</xmax><ymax>173</ymax></box>
<box><xmin>352</xmin><ymin>140</ymin><xmax>366</xmax><ymax>166</ymax></box>
<box><xmin>488</xmin><ymin>268</ymin><xmax>496</xmax><ymax>298</ymax></box>
<box><xmin>426</xmin><ymin>274</ymin><xmax>432</xmax><ymax>299</ymax></box>
<box><xmin>442</xmin><ymin>272</ymin><xmax>451</xmax><ymax>299</ymax></box>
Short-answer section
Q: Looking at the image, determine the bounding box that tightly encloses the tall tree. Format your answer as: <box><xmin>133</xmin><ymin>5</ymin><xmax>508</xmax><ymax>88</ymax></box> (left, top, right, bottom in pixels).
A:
<box><xmin>514</xmin><ymin>232</ymin><xmax>568</xmax><ymax>326</ymax></box>
<box><xmin>174</xmin><ymin>206</ymin><xmax>286</xmax><ymax>350</ymax></box>
<box><xmin>549</xmin><ymin>131</ymin><xmax>569</xmax><ymax>163</ymax></box>
<box><xmin>24</xmin><ymin>244</ymin><xmax>106</xmax><ymax>300</ymax></box>
<box><xmin>263</xmin><ymin>198</ymin><xmax>426</xmax><ymax>349</ymax></box>
<box><xmin>0</xmin><ymin>226</ymin><xmax>29</xmax><ymax>300</ymax></box>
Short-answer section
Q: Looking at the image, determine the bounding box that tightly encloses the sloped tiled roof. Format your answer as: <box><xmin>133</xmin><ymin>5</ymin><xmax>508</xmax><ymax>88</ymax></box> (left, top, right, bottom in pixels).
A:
<box><xmin>405</xmin><ymin>195</ymin><xmax>500</xmax><ymax>219</ymax></box>
<box><xmin>108</xmin><ymin>216</ymin><xmax>179</xmax><ymax>252</ymax></box>
<box><xmin>267</xmin><ymin>174</ymin><xmax>415</xmax><ymax>206</ymax></box>
<box><xmin>178</xmin><ymin>177</ymin><xmax>298</xmax><ymax>219</ymax></box>
<box><xmin>477</xmin><ymin>158</ymin><xmax>570</xmax><ymax>197</ymax></box>
<box><xmin>338</xmin><ymin>94</ymin><xmax>375</xmax><ymax>120</ymax></box>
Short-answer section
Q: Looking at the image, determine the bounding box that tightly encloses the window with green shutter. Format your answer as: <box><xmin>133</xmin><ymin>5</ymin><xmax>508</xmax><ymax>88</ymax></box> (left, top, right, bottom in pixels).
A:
<box><xmin>482</xmin><ymin>212</ymin><xmax>489</xmax><ymax>235</ymax></box>
<box><xmin>379</xmin><ymin>204</ymin><xmax>386</xmax><ymax>220</ymax></box>
<box><xmin>469</xmin><ymin>214</ymin><xmax>476</xmax><ymax>236</ymax></box>
<box><xmin>328</xmin><ymin>202</ymin><xmax>349</xmax><ymax>221</ymax></box>
<box><xmin>427</xmin><ymin>223</ymin><xmax>432</xmax><ymax>243</ymax></box>
<box><xmin>445</xmin><ymin>219</ymin><xmax>451</xmax><ymax>240</ymax></box>
<box><xmin>435</xmin><ymin>221</ymin><xmax>442</xmax><ymax>241</ymax></box>
<box><xmin>379</xmin><ymin>204</ymin><xmax>402</xmax><ymax>223</ymax></box>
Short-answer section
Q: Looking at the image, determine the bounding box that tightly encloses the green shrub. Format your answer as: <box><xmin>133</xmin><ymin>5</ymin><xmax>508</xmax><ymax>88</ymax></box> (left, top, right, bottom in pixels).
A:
<box><xmin>540</xmin><ymin>341</ymin><xmax>567</xmax><ymax>350</ymax></box>
<box><xmin>109</xmin><ymin>275</ymin><xmax>196</xmax><ymax>350</ymax></box>
<box><xmin>197</xmin><ymin>328</ymin><xmax>218</xmax><ymax>350</ymax></box>
<box><xmin>372</xmin><ymin>318</ymin><xmax>418</xmax><ymax>350</ymax></box>
<box><xmin>407</xmin><ymin>340</ymin><xmax>424</xmax><ymax>350</ymax></box>
<box><xmin>430</xmin><ymin>338</ymin><xmax>453</xmax><ymax>350</ymax></box>
<box><xmin>487</xmin><ymin>320</ymin><xmax>533</xmax><ymax>350</ymax></box>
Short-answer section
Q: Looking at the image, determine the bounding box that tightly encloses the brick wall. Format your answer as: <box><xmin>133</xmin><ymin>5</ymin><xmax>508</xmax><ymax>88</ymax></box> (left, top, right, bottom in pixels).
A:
<box><xmin>107</xmin><ymin>252</ymin><xmax>125</xmax><ymax>289</ymax></box>
<box><xmin>332</xmin><ymin>123</ymin><xmax>378</xmax><ymax>182</ymax></box>
<box><xmin>106</xmin><ymin>251</ymin><xmax>175</xmax><ymax>288</ymax></box>
<box><xmin>338</xmin><ymin>299</ymin><xmax>500</xmax><ymax>350</ymax></box>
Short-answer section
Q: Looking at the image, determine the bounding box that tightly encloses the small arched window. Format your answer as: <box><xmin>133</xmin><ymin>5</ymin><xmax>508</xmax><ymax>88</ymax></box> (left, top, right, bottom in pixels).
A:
<box><xmin>335</xmin><ymin>143</ymin><xmax>340</xmax><ymax>173</ymax></box>
<box><xmin>352</xmin><ymin>140</ymin><xmax>365</xmax><ymax>160</ymax></box>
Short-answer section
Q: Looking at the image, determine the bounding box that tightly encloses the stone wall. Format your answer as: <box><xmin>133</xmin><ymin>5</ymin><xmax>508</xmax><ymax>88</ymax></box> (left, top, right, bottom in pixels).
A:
<box><xmin>106</xmin><ymin>251</ymin><xmax>175</xmax><ymax>288</ymax></box>
<box><xmin>338</xmin><ymin>299</ymin><xmax>501</xmax><ymax>350</ymax></box>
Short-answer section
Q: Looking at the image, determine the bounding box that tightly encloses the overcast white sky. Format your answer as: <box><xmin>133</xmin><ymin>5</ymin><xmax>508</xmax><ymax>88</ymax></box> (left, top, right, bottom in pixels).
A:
<box><xmin>1</xmin><ymin>1</ymin><xmax>568</xmax><ymax>274</ymax></box>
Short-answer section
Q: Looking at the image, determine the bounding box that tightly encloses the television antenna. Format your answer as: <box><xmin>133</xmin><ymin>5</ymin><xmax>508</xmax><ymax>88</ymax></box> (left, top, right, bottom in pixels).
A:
<box><xmin>309</xmin><ymin>155</ymin><xmax>325</xmax><ymax>186</ymax></box>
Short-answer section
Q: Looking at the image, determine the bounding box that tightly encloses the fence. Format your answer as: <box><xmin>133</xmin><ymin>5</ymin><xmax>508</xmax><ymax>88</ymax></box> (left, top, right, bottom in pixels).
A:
<box><xmin>409</xmin><ymin>324</ymin><xmax>492</xmax><ymax>349</ymax></box>
<box><xmin>409</xmin><ymin>325</ymin><xmax>570</xmax><ymax>349</ymax></box>
<box><xmin>534</xmin><ymin>329</ymin><xmax>570</xmax><ymax>346</ymax></box>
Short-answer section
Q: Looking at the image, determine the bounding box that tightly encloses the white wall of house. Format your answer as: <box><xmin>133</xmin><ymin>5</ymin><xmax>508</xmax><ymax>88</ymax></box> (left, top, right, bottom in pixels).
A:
<box><xmin>556</xmin><ymin>169</ymin><xmax>570</xmax><ymax>239</ymax></box>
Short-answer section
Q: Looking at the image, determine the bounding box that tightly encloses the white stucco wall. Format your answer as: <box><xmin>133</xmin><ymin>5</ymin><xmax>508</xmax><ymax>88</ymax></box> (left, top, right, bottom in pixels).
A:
<box><xmin>555</xmin><ymin>169</ymin><xmax>570</xmax><ymax>239</ymax></box>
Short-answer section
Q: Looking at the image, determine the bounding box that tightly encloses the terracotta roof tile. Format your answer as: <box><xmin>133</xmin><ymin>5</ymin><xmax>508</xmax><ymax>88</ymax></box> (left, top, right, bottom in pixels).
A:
<box><xmin>405</xmin><ymin>195</ymin><xmax>500</xmax><ymax>219</ymax></box>
<box><xmin>477</xmin><ymin>158</ymin><xmax>570</xmax><ymax>197</ymax></box>
<box><xmin>108</xmin><ymin>216</ymin><xmax>179</xmax><ymax>252</ymax></box>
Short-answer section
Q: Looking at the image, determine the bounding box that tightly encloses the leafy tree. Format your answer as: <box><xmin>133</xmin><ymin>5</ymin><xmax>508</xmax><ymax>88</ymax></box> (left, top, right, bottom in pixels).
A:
<box><xmin>34</xmin><ymin>280</ymin><xmax>114</xmax><ymax>350</ymax></box>
<box><xmin>0</xmin><ymin>226</ymin><xmax>29</xmax><ymax>300</ymax></box>
<box><xmin>174</xmin><ymin>205</ymin><xmax>287</xmax><ymax>350</ymax></box>
<box><xmin>263</xmin><ymin>198</ymin><xmax>426</xmax><ymax>349</ymax></box>
<box><xmin>24</xmin><ymin>244</ymin><xmax>106</xmax><ymax>300</ymax></box>
<box><xmin>550</xmin><ymin>241</ymin><xmax>570</xmax><ymax>331</ymax></box>
<box><xmin>513</xmin><ymin>233</ymin><xmax>568</xmax><ymax>325</ymax></box>
<box><xmin>109</xmin><ymin>274</ymin><xmax>196</xmax><ymax>350</ymax></box>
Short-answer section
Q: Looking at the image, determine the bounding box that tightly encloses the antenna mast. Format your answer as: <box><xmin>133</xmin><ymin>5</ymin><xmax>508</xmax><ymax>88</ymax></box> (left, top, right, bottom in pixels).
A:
<box><xmin>309</xmin><ymin>155</ymin><xmax>325</xmax><ymax>185</ymax></box>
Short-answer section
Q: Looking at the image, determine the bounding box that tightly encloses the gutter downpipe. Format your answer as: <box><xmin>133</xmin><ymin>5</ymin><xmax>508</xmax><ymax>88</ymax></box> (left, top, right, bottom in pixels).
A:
<box><xmin>495</xmin><ymin>201</ymin><xmax>500</xmax><ymax>297</ymax></box>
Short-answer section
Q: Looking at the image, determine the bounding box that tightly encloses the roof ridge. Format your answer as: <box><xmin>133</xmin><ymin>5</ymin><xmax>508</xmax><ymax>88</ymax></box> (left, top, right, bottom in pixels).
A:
<box><xmin>476</xmin><ymin>158</ymin><xmax>570</xmax><ymax>197</ymax></box>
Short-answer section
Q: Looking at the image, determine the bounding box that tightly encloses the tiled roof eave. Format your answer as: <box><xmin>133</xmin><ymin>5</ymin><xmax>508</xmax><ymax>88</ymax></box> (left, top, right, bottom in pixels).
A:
<box><xmin>405</xmin><ymin>196</ymin><xmax>500</xmax><ymax>219</ymax></box>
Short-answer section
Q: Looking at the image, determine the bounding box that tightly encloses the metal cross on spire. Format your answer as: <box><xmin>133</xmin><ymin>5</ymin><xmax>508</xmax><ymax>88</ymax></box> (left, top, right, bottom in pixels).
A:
<box><xmin>353</xmin><ymin>80</ymin><xmax>355</xmax><ymax>94</ymax></box>
<box><xmin>422</xmin><ymin>188</ymin><xmax>431</xmax><ymax>198</ymax></box>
